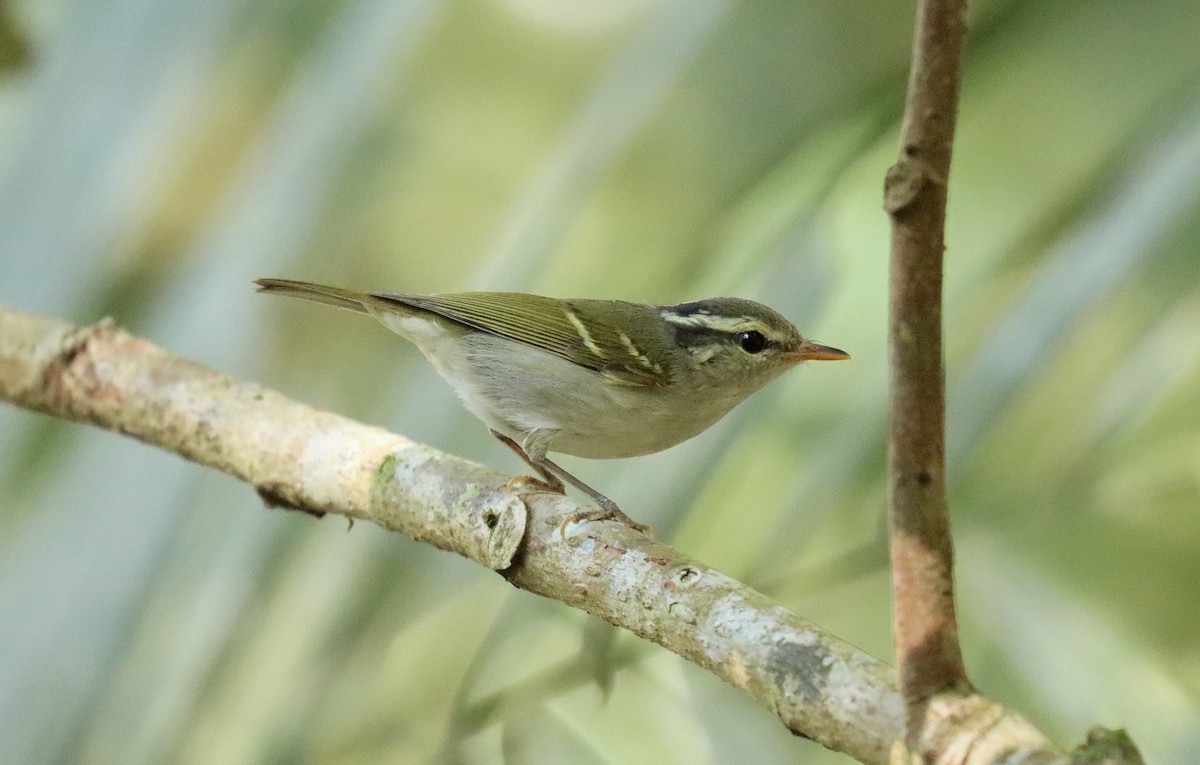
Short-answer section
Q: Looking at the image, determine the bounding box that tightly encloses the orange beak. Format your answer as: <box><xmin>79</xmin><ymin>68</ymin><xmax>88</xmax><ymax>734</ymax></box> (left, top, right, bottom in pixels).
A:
<box><xmin>782</xmin><ymin>341</ymin><xmax>851</xmax><ymax>363</ymax></box>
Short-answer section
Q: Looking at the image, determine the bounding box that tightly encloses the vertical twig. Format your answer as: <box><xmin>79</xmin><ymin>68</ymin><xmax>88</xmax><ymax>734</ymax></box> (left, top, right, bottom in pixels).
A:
<box><xmin>884</xmin><ymin>0</ymin><xmax>971</xmax><ymax>740</ymax></box>
<box><xmin>884</xmin><ymin>6</ymin><xmax>1149</xmax><ymax>763</ymax></box>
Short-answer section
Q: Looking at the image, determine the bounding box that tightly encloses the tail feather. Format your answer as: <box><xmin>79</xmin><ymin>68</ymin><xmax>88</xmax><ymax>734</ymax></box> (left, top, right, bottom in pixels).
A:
<box><xmin>254</xmin><ymin>278</ymin><xmax>379</xmax><ymax>314</ymax></box>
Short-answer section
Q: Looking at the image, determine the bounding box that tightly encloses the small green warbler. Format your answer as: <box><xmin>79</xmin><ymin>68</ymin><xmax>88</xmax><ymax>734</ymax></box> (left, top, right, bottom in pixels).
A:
<box><xmin>256</xmin><ymin>279</ymin><xmax>848</xmax><ymax>530</ymax></box>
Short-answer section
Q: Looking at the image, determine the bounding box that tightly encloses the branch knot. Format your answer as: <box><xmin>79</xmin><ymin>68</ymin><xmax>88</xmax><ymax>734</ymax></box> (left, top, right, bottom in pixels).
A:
<box><xmin>884</xmin><ymin>157</ymin><xmax>947</xmax><ymax>217</ymax></box>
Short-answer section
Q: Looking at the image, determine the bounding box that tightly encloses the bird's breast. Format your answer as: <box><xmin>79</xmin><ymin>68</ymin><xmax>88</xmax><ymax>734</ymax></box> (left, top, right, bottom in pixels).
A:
<box><xmin>417</xmin><ymin>333</ymin><xmax>747</xmax><ymax>460</ymax></box>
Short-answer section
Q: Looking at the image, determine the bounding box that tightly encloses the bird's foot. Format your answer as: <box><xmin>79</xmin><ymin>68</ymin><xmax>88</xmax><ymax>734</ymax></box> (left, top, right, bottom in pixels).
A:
<box><xmin>506</xmin><ymin>475</ymin><xmax>652</xmax><ymax>538</ymax></box>
<box><xmin>559</xmin><ymin>503</ymin><xmax>653</xmax><ymax>538</ymax></box>
<box><xmin>506</xmin><ymin>474</ymin><xmax>565</xmax><ymax>496</ymax></box>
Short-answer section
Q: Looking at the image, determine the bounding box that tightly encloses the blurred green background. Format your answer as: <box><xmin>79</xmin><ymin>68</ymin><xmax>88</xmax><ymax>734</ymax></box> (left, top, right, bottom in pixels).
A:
<box><xmin>1</xmin><ymin>0</ymin><xmax>1198</xmax><ymax>762</ymax></box>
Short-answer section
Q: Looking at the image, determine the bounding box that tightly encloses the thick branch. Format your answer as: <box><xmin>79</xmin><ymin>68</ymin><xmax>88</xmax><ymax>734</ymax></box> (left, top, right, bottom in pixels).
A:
<box><xmin>0</xmin><ymin>305</ymin><xmax>902</xmax><ymax>765</ymax></box>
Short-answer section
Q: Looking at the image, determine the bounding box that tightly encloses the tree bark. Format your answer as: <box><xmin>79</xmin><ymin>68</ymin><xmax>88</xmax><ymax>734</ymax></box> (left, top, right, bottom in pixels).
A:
<box><xmin>0</xmin><ymin>305</ymin><xmax>902</xmax><ymax>765</ymax></box>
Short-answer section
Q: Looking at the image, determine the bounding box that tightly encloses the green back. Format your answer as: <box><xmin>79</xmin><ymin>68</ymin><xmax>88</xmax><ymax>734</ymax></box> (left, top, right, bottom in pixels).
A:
<box><xmin>377</xmin><ymin>292</ymin><xmax>673</xmax><ymax>387</ymax></box>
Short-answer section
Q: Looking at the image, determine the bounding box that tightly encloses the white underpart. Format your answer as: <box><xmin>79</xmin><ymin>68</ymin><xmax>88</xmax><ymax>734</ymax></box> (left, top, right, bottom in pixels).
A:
<box><xmin>369</xmin><ymin>308</ymin><xmax>515</xmax><ymax>432</ymax></box>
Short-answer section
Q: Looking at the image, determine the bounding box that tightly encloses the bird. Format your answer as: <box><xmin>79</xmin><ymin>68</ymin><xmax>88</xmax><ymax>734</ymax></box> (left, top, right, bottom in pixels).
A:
<box><xmin>255</xmin><ymin>278</ymin><xmax>849</xmax><ymax>531</ymax></box>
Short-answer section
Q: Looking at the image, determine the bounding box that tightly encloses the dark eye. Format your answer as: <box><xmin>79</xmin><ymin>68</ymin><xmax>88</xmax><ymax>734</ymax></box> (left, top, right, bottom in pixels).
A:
<box><xmin>737</xmin><ymin>330</ymin><xmax>767</xmax><ymax>354</ymax></box>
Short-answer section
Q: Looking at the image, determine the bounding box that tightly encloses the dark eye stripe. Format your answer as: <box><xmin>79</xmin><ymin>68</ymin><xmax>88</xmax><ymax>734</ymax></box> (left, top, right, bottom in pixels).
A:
<box><xmin>671</xmin><ymin>322</ymin><xmax>779</xmax><ymax>354</ymax></box>
<box><xmin>670</xmin><ymin>322</ymin><xmax>733</xmax><ymax>348</ymax></box>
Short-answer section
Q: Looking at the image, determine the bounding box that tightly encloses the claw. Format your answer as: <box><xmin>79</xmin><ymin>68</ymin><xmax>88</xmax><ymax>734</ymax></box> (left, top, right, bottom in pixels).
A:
<box><xmin>558</xmin><ymin>507</ymin><xmax>653</xmax><ymax>539</ymax></box>
<box><xmin>506</xmin><ymin>475</ymin><xmax>565</xmax><ymax>496</ymax></box>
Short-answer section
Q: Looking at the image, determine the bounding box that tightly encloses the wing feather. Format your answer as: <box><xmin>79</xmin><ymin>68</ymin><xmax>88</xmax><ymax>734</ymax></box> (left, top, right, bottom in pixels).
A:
<box><xmin>374</xmin><ymin>292</ymin><xmax>671</xmax><ymax>387</ymax></box>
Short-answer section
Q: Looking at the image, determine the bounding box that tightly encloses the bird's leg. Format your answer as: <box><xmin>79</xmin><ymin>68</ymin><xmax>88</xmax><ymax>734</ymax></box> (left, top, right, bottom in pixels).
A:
<box><xmin>490</xmin><ymin>430</ymin><xmax>650</xmax><ymax>535</ymax></box>
<box><xmin>491</xmin><ymin>431</ymin><xmax>564</xmax><ymax>494</ymax></box>
<box><xmin>536</xmin><ymin>454</ymin><xmax>653</xmax><ymax>536</ymax></box>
